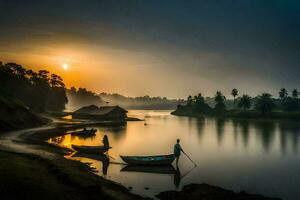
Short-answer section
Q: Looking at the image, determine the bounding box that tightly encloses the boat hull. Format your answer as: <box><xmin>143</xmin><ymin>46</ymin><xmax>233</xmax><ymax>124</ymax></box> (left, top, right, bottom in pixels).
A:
<box><xmin>120</xmin><ymin>154</ymin><xmax>175</xmax><ymax>165</ymax></box>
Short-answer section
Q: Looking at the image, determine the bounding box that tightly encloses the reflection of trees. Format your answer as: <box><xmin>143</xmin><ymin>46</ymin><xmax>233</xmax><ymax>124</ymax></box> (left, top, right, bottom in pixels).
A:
<box><xmin>278</xmin><ymin>122</ymin><xmax>300</xmax><ymax>154</ymax></box>
<box><xmin>232</xmin><ymin>119</ymin><xmax>250</xmax><ymax>148</ymax></box>
<box><xmin>240</xmin><ymin>120</ymin><xmax>250</xmax><ymax>148</ymax></box>
<box><xmin>232</xmin><ymin>120</ymin><xmax>238</xmax><ymax>145</ymax></box>
<box><xmin>216</xmin><ymin>118</ymin><xmax>225</xmax><ymax>145</ymax></box>
<box><xmin>253</xmin><ymin>121</ymin><xmax>276</xmax><ymax>152</ymax></box>
<box><xmin>196</xmin><ymin>117</ymin><xmax>205</xmax><ymax>140</ymax></box>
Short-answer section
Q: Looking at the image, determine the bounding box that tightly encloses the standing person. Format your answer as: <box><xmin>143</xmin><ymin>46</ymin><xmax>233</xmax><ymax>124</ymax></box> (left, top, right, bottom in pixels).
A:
<box><xmin>174</xmin><ymin>139</ymin><xmax>185</xmax><ymax>166</ymax></box>
<box><xmin>103</xmin><ymin>135</ymin><xmax>109</xmax><ymax>151</ymax></box>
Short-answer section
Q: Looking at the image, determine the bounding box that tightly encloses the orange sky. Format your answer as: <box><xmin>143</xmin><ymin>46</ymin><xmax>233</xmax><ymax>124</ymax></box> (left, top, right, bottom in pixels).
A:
<box><xmin>1</xmin><ymin>1</ymin><xmax>298</xmax><ymax>98</ymax></box>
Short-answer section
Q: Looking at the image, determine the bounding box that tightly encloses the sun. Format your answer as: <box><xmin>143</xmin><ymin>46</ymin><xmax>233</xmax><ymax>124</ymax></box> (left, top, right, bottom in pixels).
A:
<box><xmin>62</xmin><ymin>63</ymin><xmax>69</xmax><ymax>70</ymax></box>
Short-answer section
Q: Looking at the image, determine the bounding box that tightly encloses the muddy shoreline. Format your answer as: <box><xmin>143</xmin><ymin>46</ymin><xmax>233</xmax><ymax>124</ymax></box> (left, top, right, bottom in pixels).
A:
<box><xmin>0</xmin><ymin>119</ymin><xmax>281</xmax><ymax>200</ymax></box>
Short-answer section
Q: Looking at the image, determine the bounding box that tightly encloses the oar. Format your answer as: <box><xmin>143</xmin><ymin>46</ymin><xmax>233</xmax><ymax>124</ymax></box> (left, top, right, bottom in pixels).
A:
<box><xmin>183</xmin><ymin>152</ymin><xmax>197</xmax><ymax>166</ymax></box>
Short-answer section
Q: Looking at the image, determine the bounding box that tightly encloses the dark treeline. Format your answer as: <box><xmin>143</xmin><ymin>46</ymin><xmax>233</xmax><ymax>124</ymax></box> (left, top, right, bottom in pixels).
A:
<box><xmin>174</xmin><ymin>88</ymin><xmax>300</xmax><ymax>118</ymax></box>
<box><xmin>0</xmin><ymin>62</ymin><xmax>68</xmax><ymax>112</ymax></box>
<box><xmin>99</xmin><ymin>92</ymin><xmax>185</xmax><ymax>110</ymax></box>
<box><xmin>66</xmin><ymin>87</ymin><xmax>105</xmax><ymax>111</ymax></box>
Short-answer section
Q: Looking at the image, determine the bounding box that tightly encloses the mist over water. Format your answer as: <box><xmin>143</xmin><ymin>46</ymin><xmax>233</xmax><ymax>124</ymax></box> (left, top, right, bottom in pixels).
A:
<box><xmin>49</xmin><ymin>110</ymin><xmax>300</xmax><ymax>199</ymax></box>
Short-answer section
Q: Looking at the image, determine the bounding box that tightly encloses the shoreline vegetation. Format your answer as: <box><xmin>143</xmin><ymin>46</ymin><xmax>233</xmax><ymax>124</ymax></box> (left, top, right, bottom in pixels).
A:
<box><xmin>172</xmin><ymin>89</ymin><xmax>300</xmax><ymax>120</ymax></box>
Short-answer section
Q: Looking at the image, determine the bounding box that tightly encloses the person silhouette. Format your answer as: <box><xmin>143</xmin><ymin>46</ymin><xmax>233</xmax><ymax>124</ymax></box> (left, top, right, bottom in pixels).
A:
<box><xmin>174</xmin><ymin>139</ymin><xmax>185</xmax><ymax>166</ymax></box>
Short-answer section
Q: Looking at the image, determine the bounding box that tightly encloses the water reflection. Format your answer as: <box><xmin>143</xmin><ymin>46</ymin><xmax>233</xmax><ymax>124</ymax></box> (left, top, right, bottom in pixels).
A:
<box><xmin>216</xmin><ymin>118</ymin><xmax>225</xmax><ymax>145</ymax></box>
<box><xmin>48</xmin><ymin>111</ymin><xmax>300</xmax><ymax>200</ymax></box>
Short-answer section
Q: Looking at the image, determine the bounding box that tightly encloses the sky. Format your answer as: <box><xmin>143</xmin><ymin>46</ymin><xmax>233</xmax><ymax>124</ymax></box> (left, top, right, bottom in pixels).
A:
<box><xmin>0</xmin><ymin>0</ymin><xmax>300</xmax><ymax>98</ymax></box>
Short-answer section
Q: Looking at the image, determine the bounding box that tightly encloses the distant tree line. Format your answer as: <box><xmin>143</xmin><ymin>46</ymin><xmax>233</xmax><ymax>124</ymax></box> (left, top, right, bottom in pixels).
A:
<box><xmin>66</xmin><ymin>87</ymin><xmax>105</xmax><ymax>110</ymax></box>
<box><xmin>0</xmin><ymin>62</ymin><xmax>68</xmax><ymax>112</ymax></box>
<box><xmin>99</xmin><ymin>92</ymin><xmax>185</xmax><ymax>109</ymax></box>
<box><xmin>182</xmin><ymin>88</ymin><xmax>300</xmax><ymax>115</ymax></box>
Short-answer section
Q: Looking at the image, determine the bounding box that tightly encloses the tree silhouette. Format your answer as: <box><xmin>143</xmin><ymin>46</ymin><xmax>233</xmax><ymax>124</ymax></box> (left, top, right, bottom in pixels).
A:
<box><xmin>255</xmin><ymin>93</ymin><xmax>276</xmax><ymax>114</ymax></box>
<box><xmin>231</xmin><ymin>88</ymin><xmax>238</xmax><ymax>100</ymax></box>
<box><xmin>292</xmin><ymin>89</ymin><xmax>299</xmax><ymax>99</ymax></box>
<box><xmin>187</xmin><ymin>95</ymin><xmax>193</xmax><ymax>106</ymax></box>
<box><xmin>195</xmin><ymin>93</ymin><xmax>205</xmax><ymax>105</ymax></box>
<box><xmin>238</xmin><ymin>95</ymin><xmax>252</xmax><ymax>110</ymax></box>
<box><xmin>0</xmin><ymin>62</ymin><xmax>67</xmax><ymax>112</ymax></box>
<box><xmin>214</xmin><ymin>91</ymin><xmax>226</xmax><ymax>112</ymax></box>
<box><xmin>279</xmin><ymin>88</ymin><xmax>288</xmax><ymax>99</ymax></box>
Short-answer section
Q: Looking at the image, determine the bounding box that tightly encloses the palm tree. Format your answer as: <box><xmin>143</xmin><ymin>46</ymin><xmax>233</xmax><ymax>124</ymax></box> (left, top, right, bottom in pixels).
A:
<box><xmin>214</xmin><ymin>91</ymin><xmax>226</xmax><ymax>112</ymax></box>
<box><xmin>292</xmin><ymin>89</ymin><xmax>299</xmax><ymax>99</ymax></box>
<box><xmin>255</xmin><ymin>93</ymin><xmax>276</xmax><ymax>114</ymax></box>
<box><xmin>238</xmin><ymin>95</ymin><xmax>251</xmax><ymax>110</ymax></box>
<box><xmin>231</xmin><ymin>88</ymin><xmax>238</xmax><ymax>100</ymax></box>
<box><xmin>195</xmin><ymin>93</ymin><xmax>205</xmax><ymax>105</ymax></box>
<box><xmin>215</xmin><ymin>91</ymin><xmax>226</xmax><ymax>104</ymax></box>
<box><xmin>187</xmin><ymin>95</ymin><xmax>193</xmax><ymax>106</ymax></box>
<box><xmin>279</xmin><ymin>88</ymin><xmax>288</xmax><ymax>99</ymax></box>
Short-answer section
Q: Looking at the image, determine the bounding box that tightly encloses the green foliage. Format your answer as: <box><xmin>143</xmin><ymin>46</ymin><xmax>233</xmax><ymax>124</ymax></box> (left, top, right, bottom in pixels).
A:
<box><xmin>279</xmin><ymin>88</ymin><xmax>288</xmax><ymax>99</ymax></box>
<box><xmin>0</xmin><ymin>62</ymin><xmax>67</xmax><ymax>112</ymax></box>
<box><xmin>214</xmin><ymin>91</ymin><xmax>226</xmax><ymax>112</ymax></box>
<box><xmin>292</xmin><ymin>89</ymin><xmax>299</xmax><ymax>99</ymax></box>
<box><xmin>238</xmin><ymin>95</ymin><xmax>251</xmax><ymax>110</ymax></box>
<box><xmin>255</xmin><ymin>93</ymin><xmax>276</xmax><ymax>114</ymax></box>
<box><xmin>187</xmin><ymin>95</ymin><xmax>193</xmax><ymax>106</ymax></box>
<box><xmin>231</xmin><ymin>88</ymin><xmax>238</xmax><ymax>100</ymax></box>
<box><xmin>280</xmin><ymin>97</ymin><xmax>299</xmax><ymax>112</ymax></box>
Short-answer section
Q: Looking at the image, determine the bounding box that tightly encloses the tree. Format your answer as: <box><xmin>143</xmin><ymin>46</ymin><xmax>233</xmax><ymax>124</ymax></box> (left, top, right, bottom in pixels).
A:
<box><xmin>231</xmin><ymin>88</ymin><xmax>238</xmax><ymax>100</ymax></box>
<box><xmin>279</xmin><ymin>88</ymin><xmax>288</xmax><ymax>99</ymax></box>
<box><xmin>255</xmin><ymin>93</ymin><xmax>276</xmax><ymax>114</ymax></box>
<box><xmin>195</xmin><ymin>93</ymin><xmax>205</xmax><ymax>105</ymax></box>
<box><xmin>238</xmin><ymin>95</ymin><xmax>251</xmax><ymax>110</ymax></box>
<box><xmin>292</xmin><ymin>89</ymin><xmax>299</xmax><ymax>99</ymax></box>
<box><xmin>187</xmin><ymin>95</ymin><xmax>193</xmax><ymax>106</ymax></box>
<box><xmin>214</xmin><ymin>91</ymin><xmax>226</xmax><ymax>112</ymax></box>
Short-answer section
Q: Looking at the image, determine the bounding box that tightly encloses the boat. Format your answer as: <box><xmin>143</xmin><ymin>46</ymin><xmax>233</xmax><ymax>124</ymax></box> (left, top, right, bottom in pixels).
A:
<box><xmin>70</xmin><ymin>129</ymin><xmax>97</xmax><ymax>137</ymax></box>
<box><xmin>120</xmin><ymin>154</ymin><xmax>175</xmax><ymax>165</ymax></box>
<box><xmin>121</xmin><ymin>165</ymin><xmax>176</xmax><ymax>174</ymax></box>
<box><xmin>72</xmin><ymin>144</ymin><xmax>111</xmax><ymax>154</ymax></box>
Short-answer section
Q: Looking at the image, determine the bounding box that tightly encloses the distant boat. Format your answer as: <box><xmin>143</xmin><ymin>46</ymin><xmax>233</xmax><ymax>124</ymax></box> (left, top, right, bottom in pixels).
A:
<box><xmin>120</xmin><ymin>154</ymin><xmax>175</xmax><ymax>165</ymax></box>
<box><xmin>72</xmin><ymin>144</ymin><xmax>110</xmax><ymax>154</ymax></box>
<box><xmin>70</xmin><ymin>129</ymin><xmax>97</xmax><ymax>137</ymax></box>
<box><xmin>121</xmin><ymin>165</ymin><xmax>176</xmax><ymax>174</ymax></box>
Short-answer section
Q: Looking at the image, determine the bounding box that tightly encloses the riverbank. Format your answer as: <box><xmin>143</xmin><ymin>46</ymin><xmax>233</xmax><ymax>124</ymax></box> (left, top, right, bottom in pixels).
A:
<box><xmin>0</xmin><ymin>118</ymin><xmax>281</xmax><ymax>200</ymax></box>
<box><xmin>0</xmin><ymin>122</ymin><xmax>146</xmax><ymax>200</ymax></box>
<box><xmin>172</xmin><ymin>106</ymin><xmax>300</xmax><ymax>120</ymax></box>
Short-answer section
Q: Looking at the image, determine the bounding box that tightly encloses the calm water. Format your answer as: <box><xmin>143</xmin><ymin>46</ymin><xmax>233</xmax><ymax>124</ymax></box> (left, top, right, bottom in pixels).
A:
<box><xmin>49</xmin><ymin>110</ymin><xmax>300</xmax><ymax>200</ymax></box>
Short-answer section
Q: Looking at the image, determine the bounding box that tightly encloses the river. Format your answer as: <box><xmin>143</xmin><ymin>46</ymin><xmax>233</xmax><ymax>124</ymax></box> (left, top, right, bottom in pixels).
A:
<box><xmin>48</xmin><ymin>110</ymin><xmax>300</xmax><ymax>200</ymax></box>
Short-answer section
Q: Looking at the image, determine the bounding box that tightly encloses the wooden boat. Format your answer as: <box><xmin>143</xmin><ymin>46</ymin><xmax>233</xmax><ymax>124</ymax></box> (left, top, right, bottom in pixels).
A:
<box><xmin>72</xmin><ymin>144</ymin><xmax>110</xmax><ymax>154</ymax></box>
<box><xmin>70</xmin><ymin>129</ymin><xmax>97</xmax><ymax>137</ymax></box>
<box><xmin>121</xmin><ymin>165</ymin><xmax>176</xmax><ymax>174</ymax></box>
<box><xmin>120</xmin><ymin>154</ymin><xmax>175</xmax><ymax>165</ymax></box>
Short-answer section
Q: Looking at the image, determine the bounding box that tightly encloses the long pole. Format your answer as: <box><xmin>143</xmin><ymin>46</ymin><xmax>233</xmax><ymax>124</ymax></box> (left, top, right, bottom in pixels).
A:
<box><xmin>183</xmin><ymin>152</ymin><xmax>197</xmax><ymax>166</ymax></box>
